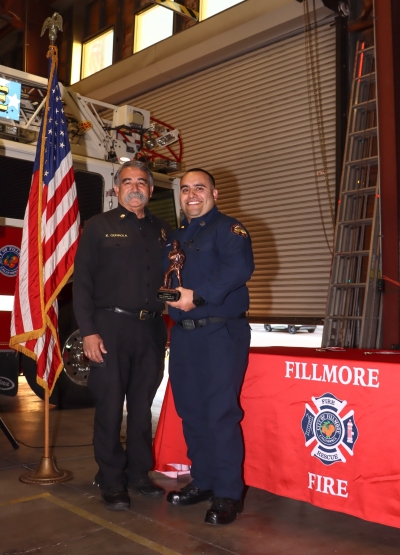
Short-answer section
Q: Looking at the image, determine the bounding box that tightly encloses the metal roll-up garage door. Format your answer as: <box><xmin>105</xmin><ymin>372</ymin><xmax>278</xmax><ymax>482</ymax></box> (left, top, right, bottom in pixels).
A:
<box><xmin>132</xmin><ymin>23</ymin><xmax>336</xmax><ymax>322</ymax></box>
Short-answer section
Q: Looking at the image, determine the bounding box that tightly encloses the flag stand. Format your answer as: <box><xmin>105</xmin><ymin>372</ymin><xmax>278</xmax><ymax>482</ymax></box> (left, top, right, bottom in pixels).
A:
<box><xmin>19</xmin><ymin>389</ymin><xmax>73</xmax><ymax>484</ymax></box>
<box><xmin>17</xmin><ymin>13</ymin><xmax>74</xmax><ymax>486</ymax></box>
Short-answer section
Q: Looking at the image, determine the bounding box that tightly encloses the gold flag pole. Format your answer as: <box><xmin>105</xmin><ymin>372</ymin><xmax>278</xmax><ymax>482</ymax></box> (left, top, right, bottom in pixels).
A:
<box><xmin>20</xmin><ymin>13</ymin><xmax>73</xmax><ymax>485</ymax></box>
<box><xmin>20</xmin><ymin>389</ymin><xmax>73</xmax><ymax>484</ymax></box>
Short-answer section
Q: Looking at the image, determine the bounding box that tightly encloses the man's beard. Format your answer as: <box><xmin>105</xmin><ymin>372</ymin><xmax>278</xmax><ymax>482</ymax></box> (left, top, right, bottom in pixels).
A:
<box><xmin>124</xmin><ymin>191</ymin><xmax>148</xmax><ymax>204</ymax></box>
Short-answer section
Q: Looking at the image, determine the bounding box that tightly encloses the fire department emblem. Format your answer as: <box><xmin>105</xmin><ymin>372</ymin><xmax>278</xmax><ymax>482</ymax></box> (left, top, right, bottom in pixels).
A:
<box><xmin>0</xmin><ymin>245</ymin><xmax>20</xmax><ymax>277</ymax></box>
<box><xmin>301</xmin><ymin>392</ymin><xmax>358</xmax><ymax>466</ymax></box>
<box><xmin>231</xmin><ymin>223</ymin><xmax>248</xmax><ymax>238</ymax></box>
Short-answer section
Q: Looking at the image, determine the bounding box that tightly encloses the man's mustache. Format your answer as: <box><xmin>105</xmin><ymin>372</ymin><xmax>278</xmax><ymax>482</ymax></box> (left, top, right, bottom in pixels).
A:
<box><xmin>125</xmin><ymin>191</ymin><xmax>147</xmax><ymax>203</ymax></box>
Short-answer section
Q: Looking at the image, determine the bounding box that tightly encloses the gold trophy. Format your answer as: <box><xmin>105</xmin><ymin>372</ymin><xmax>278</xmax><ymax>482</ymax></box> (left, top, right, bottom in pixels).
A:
<box><xmin>157</xmin><ymin>240</ymin><xmax>185</xmax><ymax>301</ymax></box>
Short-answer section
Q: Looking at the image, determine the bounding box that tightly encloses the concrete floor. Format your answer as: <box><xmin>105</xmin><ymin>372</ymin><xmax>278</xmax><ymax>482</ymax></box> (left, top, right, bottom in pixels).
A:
<box><xmin>2</xmin><ymin>359</ymin><xmax>400</xmax><ymax>554</ymax></box>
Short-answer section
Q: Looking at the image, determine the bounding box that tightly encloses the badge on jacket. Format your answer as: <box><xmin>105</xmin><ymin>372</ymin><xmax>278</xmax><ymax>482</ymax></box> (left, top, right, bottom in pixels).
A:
<box><xmin>231</xmin><ymin>223</ymin><xmax>248</xmax><ymax>238</ymax></box>
<box><xmin>161</xmin><ymin>228</ymin><xmax>167</xmax><ymax>241</ymax></box>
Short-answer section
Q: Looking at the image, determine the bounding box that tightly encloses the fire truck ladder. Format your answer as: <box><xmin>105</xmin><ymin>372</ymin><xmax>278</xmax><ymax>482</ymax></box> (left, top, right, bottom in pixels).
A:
<box><xmin>322</xmin><ymin>41</ymin><xmax>381</xmax><ymax>348</ymax></box>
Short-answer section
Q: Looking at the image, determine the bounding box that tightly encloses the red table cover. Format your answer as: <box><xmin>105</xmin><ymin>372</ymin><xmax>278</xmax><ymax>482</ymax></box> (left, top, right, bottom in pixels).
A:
<box><xmin>153</xmin><ymin>347</ymin><xmax>400</xmax><ymax>528</ymax></box>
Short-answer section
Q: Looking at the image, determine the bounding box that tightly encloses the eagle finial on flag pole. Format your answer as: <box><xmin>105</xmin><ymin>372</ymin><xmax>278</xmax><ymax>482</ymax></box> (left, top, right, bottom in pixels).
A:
<box><xmin>40</xmin><ymin>12</ymin><xmax>63</xmax><ymax>45</ymax></box>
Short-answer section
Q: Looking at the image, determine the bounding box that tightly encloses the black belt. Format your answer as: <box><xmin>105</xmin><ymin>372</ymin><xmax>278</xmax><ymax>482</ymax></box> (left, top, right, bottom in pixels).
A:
<box><xmin>105</xmin><ymin>307</ymin><xmax>162</xmax><ymax>320</ymax></box>
<box><xmin>178</xmin><ymin>313</ymin><xmax>247</xmax><ymax>331</ymax></box>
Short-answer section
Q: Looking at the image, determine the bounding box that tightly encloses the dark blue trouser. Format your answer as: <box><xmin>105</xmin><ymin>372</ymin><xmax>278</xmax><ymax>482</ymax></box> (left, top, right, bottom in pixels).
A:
<box><xmin>87</xmin><ymin>309</ymin><xmax>166</xmax><ymax>491</ymax></box>
<box><xmin>169</xmin><ymin>318</ymin><xmax>251</xmax><ymax>500</ymax></box>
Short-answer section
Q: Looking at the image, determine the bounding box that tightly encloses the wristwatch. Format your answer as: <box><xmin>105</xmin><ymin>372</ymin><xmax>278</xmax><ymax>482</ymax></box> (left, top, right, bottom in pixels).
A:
<box><xmin>192</xmin><ymin>292</ymin><xmax>206</xmax><ymax>307</ymax></box>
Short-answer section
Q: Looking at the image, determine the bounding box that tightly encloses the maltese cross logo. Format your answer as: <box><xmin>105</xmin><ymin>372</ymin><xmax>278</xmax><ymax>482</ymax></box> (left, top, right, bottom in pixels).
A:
<box><xmin>301</xmin><ymin>392</ymin><xmax>358</xmax><ymax>466</ymax></box>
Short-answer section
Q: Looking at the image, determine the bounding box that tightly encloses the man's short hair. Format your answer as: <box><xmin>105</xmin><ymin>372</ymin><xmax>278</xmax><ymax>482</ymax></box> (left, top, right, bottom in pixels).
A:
<box><xmin>114</xmin><ymin>160</ymin><xmax>154</xmax><ymax>188</ymax></box>
<box><xmin>182</xmin><ymin>168</ymin><xmax>215</xmax><ymax>188</ymax></box>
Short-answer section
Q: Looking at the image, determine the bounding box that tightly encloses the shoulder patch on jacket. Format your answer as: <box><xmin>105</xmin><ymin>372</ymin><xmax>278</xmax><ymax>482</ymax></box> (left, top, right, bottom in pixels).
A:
<box><xmin>231</xmin><ymin>223</ymin><xmax>248</xmax><ymax>238</ymax></box>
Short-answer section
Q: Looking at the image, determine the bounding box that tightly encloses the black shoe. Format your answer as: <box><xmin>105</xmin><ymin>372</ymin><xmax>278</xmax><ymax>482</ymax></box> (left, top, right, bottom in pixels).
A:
<box><xmin>205</xmin><ymin>497</ymin><xmax>243</xmax><ymax>525</ymax></box>
<box><xmin>101</xmin><ymin>490</ymin><xmax>130</xmax><ymax>511</ymax></box>
<box><xmin>167</xmin><ymin>482</ymin><xmax>214</xmax><ymax>506</ymax></box>
<box><xmin>131</xmin><ymin>477</ymin><xmax>165</xmax><ymax>497</ymax></box>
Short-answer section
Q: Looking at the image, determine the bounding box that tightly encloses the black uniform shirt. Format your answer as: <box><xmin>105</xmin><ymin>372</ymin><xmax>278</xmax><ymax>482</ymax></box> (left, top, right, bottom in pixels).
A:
<box><xmin>73</xmin><ymin>203</ymin><xmax>172</xmax><ymax>337</ymax></box>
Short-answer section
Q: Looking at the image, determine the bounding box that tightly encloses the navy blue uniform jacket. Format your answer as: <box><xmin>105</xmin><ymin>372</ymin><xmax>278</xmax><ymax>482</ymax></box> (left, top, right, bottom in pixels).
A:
<box><xmin>164</xmin><ymin>206</ymin><xmax>254</xmax><ymax>322</ymax></box>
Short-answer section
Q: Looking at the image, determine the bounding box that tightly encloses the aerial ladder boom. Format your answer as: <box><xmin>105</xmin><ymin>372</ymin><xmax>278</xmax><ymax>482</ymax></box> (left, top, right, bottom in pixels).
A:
<box><xmin>0</xmin><ymin>64</ymin><xmax>177</xmax><ymax>166</ymax></box>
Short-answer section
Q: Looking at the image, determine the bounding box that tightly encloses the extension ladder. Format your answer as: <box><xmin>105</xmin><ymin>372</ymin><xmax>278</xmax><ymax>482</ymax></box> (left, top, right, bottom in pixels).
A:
<box><xmin>322</xmin><ymin>40</ymin><xmax>382</xmax><ymax>348</ymax></box>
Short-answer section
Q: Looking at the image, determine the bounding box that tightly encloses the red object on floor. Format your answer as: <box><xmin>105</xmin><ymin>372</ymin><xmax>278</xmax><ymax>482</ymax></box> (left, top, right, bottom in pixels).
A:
<box><xmin>153</xmin><ymin>380</ymin><xmax>190</xmax><ymax>472</ymax></box>
<box><xmin>153</xmin><ymin>346</ymin><xmax>400</xmax><ymax>528</ymax></box>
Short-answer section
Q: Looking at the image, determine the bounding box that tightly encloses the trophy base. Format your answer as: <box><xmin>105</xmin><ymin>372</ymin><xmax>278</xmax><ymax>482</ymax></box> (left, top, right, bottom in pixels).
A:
<box><xmin>157</xmin><ymin>289</ymin><xmax>181</xmax><ymax>302</ymax></box>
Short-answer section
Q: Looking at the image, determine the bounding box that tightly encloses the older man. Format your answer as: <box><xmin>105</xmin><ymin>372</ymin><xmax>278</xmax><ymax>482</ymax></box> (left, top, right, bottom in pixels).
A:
<box><xmin>165</xmin><ymin>168</ymin><xmax>254</xmax><ymax>525</ymax></box>
<box><xmin>73</xmin><ymin>160</ymin><xmax>171</xmax><ymax>510</ymax></box>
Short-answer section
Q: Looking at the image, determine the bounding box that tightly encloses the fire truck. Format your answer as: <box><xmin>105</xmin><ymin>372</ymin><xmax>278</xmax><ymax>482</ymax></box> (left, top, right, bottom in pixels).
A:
<box><xmin>0</xmin><ymin>65</ymin><xmax>180</xmax><ymax>408</ymax></box>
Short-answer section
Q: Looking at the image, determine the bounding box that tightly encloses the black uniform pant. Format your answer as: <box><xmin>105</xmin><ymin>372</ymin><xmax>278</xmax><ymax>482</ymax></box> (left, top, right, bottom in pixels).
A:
<box><xmin>87</xmin><ymin>309</ymin><xmax>166</xmax><ymax>492</ymax></box>
<box><xmin>169</xmin><ymin>318</ymin><xmax>251</xmax><ymax>500</ymax></box>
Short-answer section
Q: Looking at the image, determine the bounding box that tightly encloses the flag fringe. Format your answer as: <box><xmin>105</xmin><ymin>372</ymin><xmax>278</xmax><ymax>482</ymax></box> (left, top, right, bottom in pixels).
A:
<box><xmin>37</xmin><ymin>360</ymin><xmax>63</xmax><ymax>395</ymax></box>
<box><xmin>44</xmin><ymin>262</ymin><xmax>75</xmax><ymax>314</ymax></box>
<box><xmin>9</xmin><ymin>327</ymin><xmax>46</xmax><ymax>348</ymax></box>
<box><xmin>10</xmin><ymin>342</ymin><xmax>38</xmax><ymax>361</ymax></box>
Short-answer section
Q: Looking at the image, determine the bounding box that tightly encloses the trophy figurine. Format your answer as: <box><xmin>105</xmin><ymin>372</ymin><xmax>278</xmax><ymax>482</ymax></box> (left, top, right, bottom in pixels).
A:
<box><xmin>157</xmin><ymin>240</ymin><xmax>186</xmax><ymax>301</ymax></box>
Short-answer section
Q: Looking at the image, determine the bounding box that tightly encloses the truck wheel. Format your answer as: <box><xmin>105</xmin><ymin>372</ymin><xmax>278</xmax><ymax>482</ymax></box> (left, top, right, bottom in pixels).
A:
<box><xmin>22</xmin><ymin>303</ymin><xmax>94</xmax><ymax>409</ymax></box>
<box><xmin>288</xmin><ymin>325</ymin><xmax>297</xmax><ymax>334</ymax></box>
<box><xmin>264</xmin><ymin>324</ymin><xmax>272</xmax><ymax>332</ymax></box>
<box><xmin>308</xmin><ymin>328</ymin><xmax>316</xmax><ymax>333</ymax></box>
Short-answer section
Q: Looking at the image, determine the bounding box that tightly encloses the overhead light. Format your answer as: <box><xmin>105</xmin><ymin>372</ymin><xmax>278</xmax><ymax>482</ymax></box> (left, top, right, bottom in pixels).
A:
<box><xmin>0</xmin><ymin>124</ymin><xmax>18</xmax><ymax>136</ymax></box>
<box><xmin>148</xmin><ymin>159</ymin><xmax>182</xmax><ymax>173</ymax></box>
<box><xmin>144</xmin><ymin>136</ymin><xmax>157</xmax><ymax>150</ymax></box>
<box><xmin>156</xmin><ymin>129</ymin><xmax>179</xmax><ymax>148</ymax></box>
<box><xmin>119</xmin><ymin>157</ymin><xmax>130</xmax><ymax>163</ymax></box>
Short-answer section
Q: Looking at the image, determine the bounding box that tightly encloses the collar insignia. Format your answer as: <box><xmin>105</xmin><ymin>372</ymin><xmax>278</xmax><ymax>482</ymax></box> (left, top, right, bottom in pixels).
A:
<box><xmin>120</xmin><ymin>214</ymin><xmax>126</xmax><ymax>218</ymax></box>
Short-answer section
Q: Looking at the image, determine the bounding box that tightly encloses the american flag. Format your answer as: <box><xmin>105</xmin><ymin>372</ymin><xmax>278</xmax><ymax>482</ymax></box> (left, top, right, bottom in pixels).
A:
<box><xmin>10</xmin><ymin>54</ymin><xmax>80</xmax><ymax>393</ymax></box>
